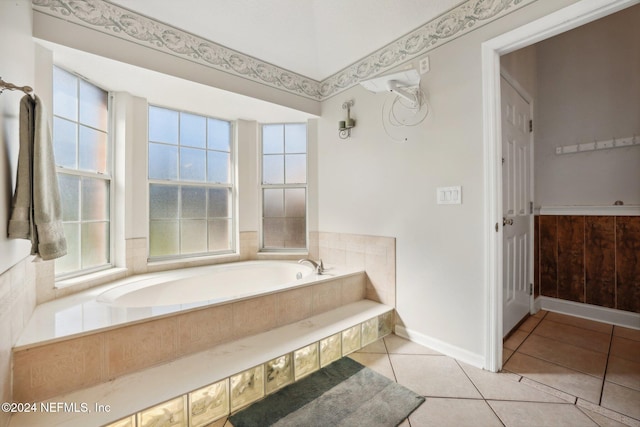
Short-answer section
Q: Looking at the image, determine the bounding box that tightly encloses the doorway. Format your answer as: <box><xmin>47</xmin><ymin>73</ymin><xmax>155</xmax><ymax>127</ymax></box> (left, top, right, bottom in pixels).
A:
<box><xmin>481</xmin><ymin>0</ymin><xmax>637</xmax><ymax>373</ymax></box>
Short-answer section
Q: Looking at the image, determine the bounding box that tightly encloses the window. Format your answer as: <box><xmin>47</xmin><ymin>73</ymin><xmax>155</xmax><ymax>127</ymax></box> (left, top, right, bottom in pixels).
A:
<box><xmin>148</xmin><ymin>106</ymin><xmax>234</xmax><ymax>258</ymax></box>
<box><xmin>261</xmin><ymin>123</ymin><xmax>307</xmax><ymax>250</ymax></box>
<box><xmin>53</xmin><ymin>66</ymin><xmax>111</xmax><ymax>277</ymax></box>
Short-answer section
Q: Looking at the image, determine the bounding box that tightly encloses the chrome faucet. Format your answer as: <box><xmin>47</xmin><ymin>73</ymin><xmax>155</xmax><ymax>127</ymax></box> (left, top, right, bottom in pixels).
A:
<box><xmin>298</xmin><ymin>258</ymin><xmax>324</xmax><ymax>274</ymax></box>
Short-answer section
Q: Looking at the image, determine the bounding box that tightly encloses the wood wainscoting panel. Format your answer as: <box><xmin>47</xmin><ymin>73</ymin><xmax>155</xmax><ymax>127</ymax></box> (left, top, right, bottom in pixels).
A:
<box><xmin>585</xmin><ymin>216</ymin><xmax>616</xmax><ymax>308</ymax></box>
<box><xmin>616</xmin><ymin>216</ymin><xmax>640</xmax><ymax>313</ymax></box>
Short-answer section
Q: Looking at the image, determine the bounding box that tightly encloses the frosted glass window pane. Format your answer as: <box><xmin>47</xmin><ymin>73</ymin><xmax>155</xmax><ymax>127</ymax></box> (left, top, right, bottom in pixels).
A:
<box><xmin>285</xmin><ymin>154</ymin><xmax>306</xmax><ymax>184</ymax></box>
<box><xmin>208</xmin><ymin>219</ymin><xmax>231</xmax><ymax>252</ymax></box>
<box><xmin>262</xmin><ymin>125</ymin><xmax>283</xmax><ymax>154</ymax></box>
<box><xmin>180</xmin><ymin>113</ymin><xmax>206</xmax><ymax>148</ymax></box>
<box><xmin>262</xmin><ymin>155</ymin><xmax>284</xmax><ymax>184</ymax></box>
<box><xmin>149</xmin><ymin>221</ymin><xmax>179</xmax><ymax>257</ymax></box>
<box><xmin>263</xmin><ymin>218</ymin><xmax>284</xmax><ymax>248</ymax></box>
<box><xmin>149</xmin><ymin>185</ymin><xmax>179</xmax><ymax>219</ymax></box>
<box><xmin>285</xmin><ymin>124</ymin><xmax>306</xmax><ymax>153</ymax></box>
<box><xmin>149</xmin><ymin>106</ymin><xmax>178</xmax><ymax>144</ymax></box>
<box><xmin>181</xmin><ymin>220</ymin><xmax>207</xmax><ymax>254</ymax></box>
<box><xmin>180</xmin><ymin>147</ymin><xmax>206</xmax><ymax>181</ymax></box>
<box><xmin>284</xmin><ymin>218</ymin><xmax>306</xmax><ymax>248</ymax></box>
<box><xmin>284</xmin><ymin>188</ymin><xmax>305</xmax><ymax>218</ymax></box>
<box><xmin>57</xmin><ymin>174</ymin><xmax>80</xmax><ymax>221</ymax></box>
<box><xmin>208</xmin><ymin>118</ymin><xmax>231</xmax><ymax>151</ymax></box>
<box><xmin>79</xmin><ymin>79</ymin><xmax>108</xmax><ymax>131</ymax></box>
<box><xmin>81</xmin><ymin>222</ymin><xmax>109</xmax><ymax>268</ymax></box>
<box><xmin>53</xmin><ymin>117</ymin><xmax>77</xmax><ymax>169</ymax></box>
<box><xmin>55</xmin><ymin>223</ymin><xmax>80</xmax><ymax>274</ymax></box>
<box><xmin>207</xmin><ymin>151</ymin><xmax>230</xmax><ymax>184</ymax></box>
<box><xmin>263</xmin><ymin>189</ymin><xmax>284</xmax><ymax>217</ymax></box>
<box><xmin>181</xmin><ymin>187</ymin><xmax>206</xmax><ymax>218</ymax></box>
<box><xmin>208</xmin><ymin>188</ymin><xmax>230</xmax><ymax>218</ymax></box>
<box><xmin>149</xmin><ymin>143</ymin><xmax>178</xmax><ymax>180</ymax></box>
<box><xmin>79</xmin><ymin>126</ymin><xmax>108</xmax><ymax>173</ymax></box>
<box><xmin>81</xmin><ymin>177</ymin><xmax>109</xmax><ymax>221</ymax></box>
<box><xmin>53</xmin><ymin>67</ymin><xmax>77</xmax><ymax>121</ymax></box>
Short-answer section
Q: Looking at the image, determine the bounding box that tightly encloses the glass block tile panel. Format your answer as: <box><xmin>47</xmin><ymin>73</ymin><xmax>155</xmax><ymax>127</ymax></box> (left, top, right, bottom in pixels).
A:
<box><xmin>208</xmin><ymin>118</ymin><xmax>231</xmax><ymax>152</ymax></box>
<box><xmin>230</xmin><ymin>365</ymin><xmax>264</xmax><ymax>412</ymax></box>
<box><xmin>284</xmin><ymin>123</ymin><xmax>306</xmax><ymax>153</ymax></box>
<box><xmin>104</xmin><ymin>415</ymin><xmax>135</xmax><ymax>427</ymax></box>
<box><xmin>137</xmin><ymin>396</ymin><xmax>186</xmax><ymax>427</ymax></box>
<box><xmin>180</xmin><ymin>112</ymin><xmax>206</xmax><ymax>148</ymax></box>
<box><xmin>378</xmin><ymin>311</ymin><xmax>394</xmax><ymax>338</ymax></box>
<box><xmin>53</xmin><ymin>117</ymin><xmax>77</xmax><ymax>169</ymax></box>
<box><xmin>207</xmin><ymin>151</ymin><xmax>230</xmax><ymax>184</ymax></box>
<box><xmin>361</xmin><ymin>317</ymin><xmax>378</xmax><ymax>347</ymax></box>
<box><xmin>265</xmin><ymin>354</ymin><xmax>293</xmax><ymax>394</ymax></box>
<box><xmin>53</xmin><ymin>67</ymin><xmax>78</xmax><ymax>121</ymax></box>
<box><xmin>149</xmin><ymin>106</ymin><xmax>179</xmax><ymax>144</ymax></box>
<box><xmin>262</xmin><ymin>124</ymin><xmax>284</xmax><ymax>154</ymax></box>
<box><xmin>320</xmin><ymin>333</ymin><xmax>342</xmax><ymax>367</ymax></box>
<box><xmin>79</xmin><ymin>79</ymin><xmax>108</xmax><ymax>131</ymax></box>
<box><xmin>284</xmin><ymin>154</ymin><xmax>306</xmax><ymax>184</ymax></box>
<box><xmin>342</xmin><ymin>325</ymin><xmax>361</xmax><ymax>355</ymax></box>
<box><xmin>189</xmin><ymin>379</ymin><xmax>229</xmax><ymax>427</ymax></box>
<box><xmin>180</xmin><ymin>147</ymin><xmax>206</xmax><ymax>182</ymax></box>
<box><xmin>294</xmin><ymin>342</ymin><xmax>319</xmax><ymax>380</ymax></box>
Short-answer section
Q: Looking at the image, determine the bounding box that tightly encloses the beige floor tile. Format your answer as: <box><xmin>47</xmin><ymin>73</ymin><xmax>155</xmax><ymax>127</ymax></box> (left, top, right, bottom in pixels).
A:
<box><xmin>577</xmin><ymin>399</ymin><xmax>640</xmax><ymax>427</ymax></box>
<box><xmin>613</xmin><ymin>325</ymin><xmax>640</xmax><ymax>342</ymax></box>
<box><xmin>544</xmin><ymin>312</ymin><xmax>613</xmax><ymax>335</ymax></box>
<box><xmin>357</xmin><ymin>338</ymin><xmax>387</xmax><ymax>354</ymax></box>
<box><xmin>504</xmin><ymin>330</ymin><xmax>529</xmax><ymax>351</ymax></box>
<box><xmin>390</xmin><ymin>354</ymin><xmax>482</xmax><ymax>399</ymax></box>
<box><xmin>384</xmin><ymin>334</ymin><xmax>440</xmax><ymax>355</ymax></box>
<box><xmin>518</xmin><ymin>334</ymin><xmax>608</xmax><ymax>377</ymax></box>
<box><xmin>348</xmin><ymin>352</ymin><xmax>396</xmax><ymax>381</ymax></box>
<box><xmin>610</xmin><ymin>336</ymin><xmax>640</xmax><ymax>363</ymax></box>
<box><xmin>606</xmin><ymin>355</ymin><xmax>640</xmax><ymax>392</ymax></box>
<box><xmin>503</xmin><ymin>352</ymin><xmax>603</xmax><ymax>403</ymax></box>
<box><xmin>600</xmin><ymin>381</ymin><xmax>640</xmax><ymax>420</ymax></box>
<box><xmin>488</xmin><ymin>401</ymin><xmax>598</xmax><ymax>427</ymax></box>
<box><xmin>460</xmin><ymin>362</ymin><xmax>564</xmax><ymax>403</ymax></box>
<box><xmin>533</xmin><ymin>319</ymin><xmax>611</xmax><ymax>353</ymax></box>
<box><xmin>408</xmin><ymin>397</ymin><xmax>502</xmax><ymax>427</ymax></box>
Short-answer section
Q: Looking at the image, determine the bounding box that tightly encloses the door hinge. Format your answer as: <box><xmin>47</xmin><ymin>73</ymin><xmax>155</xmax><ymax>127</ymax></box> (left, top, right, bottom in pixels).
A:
<box><xmin>530</xmin><ymin>201</ymin><xmax>534</xmax><ymax>214</ymax></box>
<box><xmin>529</xmin><ymin>119</ymin><xmax>533</xmax><ymax>133</ymax></box>
<box><xmin>501</xmin><ymin>157</ymin><xmax>505</xmax><ymax>165</ymax></box>
<box><xmin>529</xmin><ymin>283</ymin><xmax>534</xmax><ymax>296</ymax></box>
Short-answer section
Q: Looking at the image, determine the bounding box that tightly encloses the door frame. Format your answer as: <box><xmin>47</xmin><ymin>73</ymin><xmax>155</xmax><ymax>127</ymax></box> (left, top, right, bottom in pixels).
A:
<box><xmin>481</xmin><ymin>0</ymin><xmax>637</xmax><ymax>373</ymax></box>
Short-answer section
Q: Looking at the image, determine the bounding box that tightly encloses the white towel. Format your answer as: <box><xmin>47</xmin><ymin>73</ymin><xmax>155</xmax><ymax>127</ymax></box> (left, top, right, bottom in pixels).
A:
<box><xmin>8</xmin><ymin>95</ymin><xmax>67</xmax><ymax>260</ymax></box>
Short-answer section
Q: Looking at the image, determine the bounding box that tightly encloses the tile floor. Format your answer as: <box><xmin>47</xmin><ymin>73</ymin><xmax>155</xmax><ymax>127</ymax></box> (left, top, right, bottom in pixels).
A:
<box><xmin>211</xmin><ymin>311</ymin><xmax>640</xmax><ymax>426</ymax></box>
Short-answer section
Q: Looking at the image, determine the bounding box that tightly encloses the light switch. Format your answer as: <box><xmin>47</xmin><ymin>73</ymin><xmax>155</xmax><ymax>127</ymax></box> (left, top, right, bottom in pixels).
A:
<box><xmin>437</xmin><ymin>186</ymin><xmax>462</xmax><ymax>205</ymax></box>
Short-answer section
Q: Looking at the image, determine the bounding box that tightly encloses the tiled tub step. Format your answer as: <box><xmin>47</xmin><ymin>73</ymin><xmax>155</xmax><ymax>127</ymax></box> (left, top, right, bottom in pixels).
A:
<box><xmin>9</xmin><ymin>300</ymin><xmax>393</xmax><ymax>427</ymax></box>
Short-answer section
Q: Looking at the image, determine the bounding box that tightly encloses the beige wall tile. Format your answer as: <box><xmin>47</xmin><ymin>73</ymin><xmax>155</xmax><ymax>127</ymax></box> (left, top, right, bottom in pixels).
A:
<box><xmin>312</xmin><ymin>279</ymin><xmax>342</xmax><ymax>315</ymax></box>
<box><xmin>13</xmin><ymin>334</ymin><xmax>105</xmax><ymax>402</ymax></box>
<box><xmin>178</xmin><ymin>304</ymin><xmax>235</xmax><ymax>355</ymax></box>
<box><xmin>232</xmin><ymin>295</ymin><xmax>278</xmax><ymax>337</ymax></box>
<box><xmin>341</xmin><ymin>274</ymin><xmax>365</xmax><ymax>305</ymax></box>
<box><xmin>106</xmin><ymin>317</ymin><xmax>178</xmax><ymax>378</ymax></box>
<box><xmin>276</xmin><ymin>286</ymin><xmax>313</xmax><ymax>326</ymax></box>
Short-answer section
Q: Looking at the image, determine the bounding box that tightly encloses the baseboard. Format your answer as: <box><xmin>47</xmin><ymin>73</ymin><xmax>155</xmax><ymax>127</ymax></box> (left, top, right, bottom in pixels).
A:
<box><xmin>537</xmin><ymin>296</ymin><xmax>640</xmax><ymax>330</ymax></box>
<box><xmin>394</xmin><ymin>325</ymin><xmax>485</xmax><ymax>370</ymax></box>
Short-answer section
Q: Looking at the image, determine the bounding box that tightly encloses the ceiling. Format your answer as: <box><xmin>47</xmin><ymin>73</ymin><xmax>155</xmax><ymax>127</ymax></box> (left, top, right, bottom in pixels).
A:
<box><xmin>108</xmin><ymin>0</ymin><xmax>465</xmax><ymax>81</ymax></box>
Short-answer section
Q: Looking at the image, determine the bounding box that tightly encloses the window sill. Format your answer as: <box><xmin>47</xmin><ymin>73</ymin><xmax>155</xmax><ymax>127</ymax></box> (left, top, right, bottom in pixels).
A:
<box><xmin>55</xmin><ymin>267</ymin><xmax>128</xmax><ymax>290</ymax></box>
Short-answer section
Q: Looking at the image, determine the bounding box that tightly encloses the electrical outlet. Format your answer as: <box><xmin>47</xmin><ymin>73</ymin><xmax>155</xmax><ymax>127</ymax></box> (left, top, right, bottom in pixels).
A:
<box><xmin>419</xmin><ymin>56</ymin><xmax>430</xmax><ymax>74</ymax></box>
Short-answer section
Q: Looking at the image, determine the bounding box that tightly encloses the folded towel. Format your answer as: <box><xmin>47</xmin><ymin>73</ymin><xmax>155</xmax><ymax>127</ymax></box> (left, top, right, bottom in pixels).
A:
<box><xmin>8</xmin><ymin>95</ymin><xmax>67</xmax><ymax>260</ymax></box>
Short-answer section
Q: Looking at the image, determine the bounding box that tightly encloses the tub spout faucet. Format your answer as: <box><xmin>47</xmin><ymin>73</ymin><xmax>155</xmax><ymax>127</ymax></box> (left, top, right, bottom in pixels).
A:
<box><xmin>298</xmin><ymin>258</ymin><xmax>324</xmax><ymax>274</ymax></box>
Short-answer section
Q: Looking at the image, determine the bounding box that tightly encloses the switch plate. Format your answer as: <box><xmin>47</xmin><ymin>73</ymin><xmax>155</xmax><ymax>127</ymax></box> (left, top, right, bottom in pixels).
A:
<box><xmin>437</xmin><ymin>186</ymin><xmax>462</xmax><ymax>205</ymax></box>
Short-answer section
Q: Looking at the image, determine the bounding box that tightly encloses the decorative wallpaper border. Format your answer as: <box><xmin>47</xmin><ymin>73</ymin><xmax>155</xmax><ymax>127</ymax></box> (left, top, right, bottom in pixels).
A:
<box><xmin>32</xmin><ymin>0</ymin><xmax>536</xmax><ymax>101</ymax></box>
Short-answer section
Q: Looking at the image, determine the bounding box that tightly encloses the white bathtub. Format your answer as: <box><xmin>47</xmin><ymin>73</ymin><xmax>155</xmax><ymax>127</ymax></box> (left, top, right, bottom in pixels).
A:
<box><xmin>97</xmin><ymin>261</ymin><xmax>315</xmax><ymax>308</ymax></box>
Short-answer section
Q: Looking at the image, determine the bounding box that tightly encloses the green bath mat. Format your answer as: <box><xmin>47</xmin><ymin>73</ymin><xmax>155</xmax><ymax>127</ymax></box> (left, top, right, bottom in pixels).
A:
<box><xmin>230</xmin><ymin>357</ymin><xmax>425</xmax><ymax>427</ymax></box>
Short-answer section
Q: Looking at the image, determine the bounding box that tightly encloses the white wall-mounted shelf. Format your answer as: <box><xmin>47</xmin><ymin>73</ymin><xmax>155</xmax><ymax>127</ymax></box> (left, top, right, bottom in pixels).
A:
<box><xmin>555</xmin><ymin>135</ymin><xmax>638</xmax><ymax>155</ymax></box>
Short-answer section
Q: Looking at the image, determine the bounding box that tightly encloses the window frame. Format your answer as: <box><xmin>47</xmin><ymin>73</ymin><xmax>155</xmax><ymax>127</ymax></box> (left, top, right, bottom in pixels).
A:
<box><xmin>259</xmin><ymin>122</ymin><xmax>309</xmax><ymax>252</ymax></box>
<box><xmin>53</xmin><ymin>66</ymin><xmax>114</xmax><ymax>280</ymax></box>
<box><xmin>147</xmin><ymin>104</ymin><xmax>237</xmax><ymax>261</ymax></box>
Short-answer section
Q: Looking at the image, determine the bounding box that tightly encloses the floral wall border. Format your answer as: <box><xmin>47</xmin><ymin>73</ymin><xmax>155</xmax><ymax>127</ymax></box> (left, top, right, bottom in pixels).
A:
<box><xmin>32</xmin><ymin>0</ymin><xmax>536</xmax><ymax>102</ymax></box>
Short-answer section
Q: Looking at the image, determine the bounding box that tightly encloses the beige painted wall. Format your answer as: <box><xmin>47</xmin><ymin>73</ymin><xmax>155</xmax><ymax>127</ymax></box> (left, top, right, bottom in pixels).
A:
<box><xmin>534</xmin><ymin>5</ymin><xmax>640</xmax><ymax>206</ymax></box>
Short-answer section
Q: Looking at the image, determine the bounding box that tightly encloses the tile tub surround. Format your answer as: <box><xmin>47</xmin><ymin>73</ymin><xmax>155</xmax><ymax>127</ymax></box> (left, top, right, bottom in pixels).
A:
<box><xmin>12</xmin><ymin>264</ymin><xmax>366</xmax><ymax>402</ymax></box>
<box><xmin>9</xmin><ymin>301</ymin><xmax>393</xmax><ymax>427</ymax></box>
